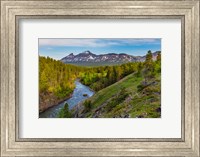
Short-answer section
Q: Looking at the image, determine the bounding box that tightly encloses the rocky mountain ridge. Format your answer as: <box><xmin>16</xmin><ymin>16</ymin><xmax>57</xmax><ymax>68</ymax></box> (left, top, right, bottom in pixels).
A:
<box><xmin>61</xmin><ymin>50</ymin><xmax>160</xmax><ymax>64</ymax></box>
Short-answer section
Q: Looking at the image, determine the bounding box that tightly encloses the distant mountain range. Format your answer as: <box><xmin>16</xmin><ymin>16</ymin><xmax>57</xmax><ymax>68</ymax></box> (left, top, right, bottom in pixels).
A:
<box><xmin>60</xmin><ymin>50</ymin><xmax>160</xmax><ymax>66</ymax></box>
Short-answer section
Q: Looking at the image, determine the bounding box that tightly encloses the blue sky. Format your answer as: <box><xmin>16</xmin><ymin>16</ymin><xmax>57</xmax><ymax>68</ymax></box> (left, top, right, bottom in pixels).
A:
<box><xmin>39</xmin><ymin>38</ymin><xmax>161</xmax><ymax>60</ymax></box>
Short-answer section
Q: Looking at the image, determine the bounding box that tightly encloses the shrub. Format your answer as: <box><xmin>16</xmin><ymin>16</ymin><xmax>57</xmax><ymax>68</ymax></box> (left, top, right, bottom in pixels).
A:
<box><xmin>83</xmin><ymin>100</ymin><xmax>92</xmax><ymax>112</ymax></box>
<box><xmin>105</xmin><ymin>88</ymin><xmax>128</xmax><ymax>112</ymax></box>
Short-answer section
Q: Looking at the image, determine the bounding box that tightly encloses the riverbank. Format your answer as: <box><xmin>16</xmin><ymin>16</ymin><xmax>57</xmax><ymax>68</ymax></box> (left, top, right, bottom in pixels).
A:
<box><xmin>39</xmin><ymin>80</ymin><xmax>94</xmax><ymax>118</ymax></box>
<box><xmin>39</xmin><ymin>92</ymin><xmax>73</xmax><ymax>113</ymax></box>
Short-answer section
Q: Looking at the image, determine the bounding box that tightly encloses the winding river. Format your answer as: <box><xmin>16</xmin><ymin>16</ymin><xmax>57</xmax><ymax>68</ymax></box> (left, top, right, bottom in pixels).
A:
<box><xmin>39</xmin><ymin>81</ymin><xmax>94</xmax><ymax>118</ymax></box>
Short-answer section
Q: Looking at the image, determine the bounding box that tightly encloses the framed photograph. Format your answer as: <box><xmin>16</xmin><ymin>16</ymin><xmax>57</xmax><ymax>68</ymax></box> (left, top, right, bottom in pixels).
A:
<box><xmin>39</xmin><ymin>38</ymin><xmax>161</xmax><ymax>119</ymax></box>
<box><xmin>0</xmin><ymin>0</ymin><xmax>199</xmax><ymax>156</ymax></box>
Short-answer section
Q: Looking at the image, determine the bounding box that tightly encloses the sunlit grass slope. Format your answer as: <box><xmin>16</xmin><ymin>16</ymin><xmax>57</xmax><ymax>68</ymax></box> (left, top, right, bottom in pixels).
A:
<box><xmin>75</xmin><ymin>72</ymin><xmax>161</xmax><ymax>118</ymax></box>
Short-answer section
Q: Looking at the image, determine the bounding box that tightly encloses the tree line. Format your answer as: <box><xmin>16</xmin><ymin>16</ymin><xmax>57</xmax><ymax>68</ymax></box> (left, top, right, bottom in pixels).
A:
<box><xmin>79</xmin><ymin>62</ymin><xmax>139</xmax><ymax>91</ymax></box>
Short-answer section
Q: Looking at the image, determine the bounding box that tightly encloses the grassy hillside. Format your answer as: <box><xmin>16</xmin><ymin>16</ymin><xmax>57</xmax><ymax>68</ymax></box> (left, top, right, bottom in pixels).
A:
<box><xmin>88</xmin><ymin>73</ymin><xmax>142</xmax><ymax>108</ymax></box>
<box><xmin>72</xmin><ymin>71</ymin><xmax>161</xmax><ymax>118</ymax></box>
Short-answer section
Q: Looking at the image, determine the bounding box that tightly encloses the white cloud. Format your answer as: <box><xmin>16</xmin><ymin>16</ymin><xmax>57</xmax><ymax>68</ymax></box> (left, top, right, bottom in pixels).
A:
<box><xmin>39</xmin><ymin>39</ymin><xmax>105</xmax><ymax>47</ymax></box>
<box><xmin>39</xmin><ymin>38</ymin><xmax>160</xmax><ymax>47</ymax></box>
<box><xmin>112</xmin><ymin>39</ymin><xmax>160</xmax><ymax>45</ymax></box>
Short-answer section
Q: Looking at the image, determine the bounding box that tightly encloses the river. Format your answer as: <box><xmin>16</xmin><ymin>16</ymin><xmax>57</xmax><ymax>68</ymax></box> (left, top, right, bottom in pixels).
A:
<box><xmin>39</xmin><ymin>81</ymin><xmax>95</xmax><ymax>118</ymax></box>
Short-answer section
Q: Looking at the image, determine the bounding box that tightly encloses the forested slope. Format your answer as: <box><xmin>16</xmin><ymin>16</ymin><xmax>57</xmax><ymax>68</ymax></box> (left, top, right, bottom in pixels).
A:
<box><xmin>39</xmin><ymin>57</ymin><xmax>85</xmax><ymax>112</ymax></box>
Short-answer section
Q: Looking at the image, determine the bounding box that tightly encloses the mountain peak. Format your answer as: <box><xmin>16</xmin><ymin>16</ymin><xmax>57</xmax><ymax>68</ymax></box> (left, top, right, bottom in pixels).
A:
<box><xmin>69</xmin><ymin>53</ymin><xmax>74</xmax><ymax>56</ymax></box>
<box><xmin>81</xmin><ymin>50</ymin><xmax>93</xmax><ymax>55</ymax></box>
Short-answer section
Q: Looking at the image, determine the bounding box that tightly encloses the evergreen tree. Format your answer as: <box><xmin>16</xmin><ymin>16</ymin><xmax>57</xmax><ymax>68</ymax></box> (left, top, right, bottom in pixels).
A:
<box><xmin>144</xmin><ymin>50</ymin><xmax>154</xmax><ymax>82</ymax></box>
<box><xmin>145</xmin><ymin>50</ymin><xmax>153</xmax><ymax>63</ymax></box>
<box><xmin>63</xmin><ymin>103</ymin><xmax>71</xmax><ymax>117</ymax></box>
<box><xmin>156</xmin><ymin>51</ymin><xmax>161</xmax><ymax>62</ymax></box>
<box><xmin>136</xmin><ymin>62</ymin><xmax>143</xmax><ymax>77</ymax></box>
<box><xmin>58</xmin><ymin>103</ymin><xmax>71</xmax><ymax>118</ymax></box>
